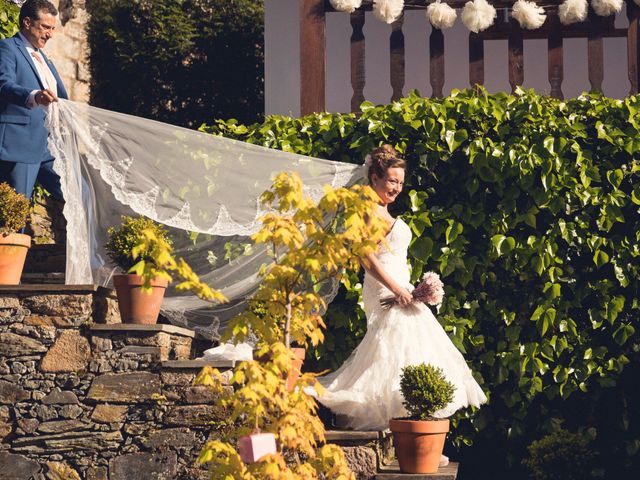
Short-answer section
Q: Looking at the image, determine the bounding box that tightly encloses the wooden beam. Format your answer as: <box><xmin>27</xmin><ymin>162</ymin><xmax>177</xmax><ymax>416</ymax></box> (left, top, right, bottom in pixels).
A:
<box><xmin>481</xmin><ymin>23</ymin><xmax>626</xmax><ymax>41</ymax></box>
<box><xmin>628</xmin><ymin>0</ymin><xmax>640</xmax><ymax>95</ymax></box>
<box><xmin>547</xmin><ymin>9</ymin><xmax>564</xmax><ymax>99</ymax></box>
<box><xmin>350</xmin><ymin>10</ymin><xmax>366</xmax><ymax>112</ymax></box>
<box><xmin>469</xmin><ymin>32</ymin><xmax>485</xmax><ymax>88</ymax></box>
<box><xmin>390</xmin><ymin>14</ymin><xmax>406</xmax><ymax>101</ymax></box>
<box><xmin>300</xmin><ymin>0</ymin><xmax>326</xmax><ymax>115</ymax></box>
<box><xmin>324</xmin><ymin>1</ymin><xmax>562</xmax><ymax>12</ymax></box>
<box><xmin>508</xmin><ymin>18</ymin><xmax>524</xmax><ymax>93</ymax></box>
<box><xmin>430</xmin><ymin>28</ymin><xmax>445</xmax><ymax>98</ymax></box>
<box><xmin>587</xmin><ymin>9</ymin><xmax>604</xmax><ymax>93</ymax></box>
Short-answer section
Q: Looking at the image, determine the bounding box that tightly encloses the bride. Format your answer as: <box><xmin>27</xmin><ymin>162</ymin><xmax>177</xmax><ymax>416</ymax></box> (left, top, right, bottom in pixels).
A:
<box><xmin>313</xmin><ymin>145</ymin><xmax>487</xmax><ymax>431</ymax></box>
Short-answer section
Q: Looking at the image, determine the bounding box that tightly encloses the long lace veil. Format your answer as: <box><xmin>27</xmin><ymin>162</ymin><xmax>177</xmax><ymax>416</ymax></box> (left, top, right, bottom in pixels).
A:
<box><xmin>46</xmin><ymin>100</ymin><xmax>365</xmax><ymax>340</ymax></box>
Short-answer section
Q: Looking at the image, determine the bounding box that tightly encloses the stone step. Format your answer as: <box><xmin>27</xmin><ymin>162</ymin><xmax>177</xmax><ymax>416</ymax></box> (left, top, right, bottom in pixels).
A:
<box><xmin>23</xmin><ymin>243</ymin><xmax>66</xmax><ymax>274</ymax></box>
<box><xmin>20</xmin><ymin>272</ymin><xmax>66</xmax><ymax>284</ymax></box>
<box><xmin>0</xmin><ymin>284</ymin><xmax>120</xmax><ymax>325</ymax></box>
<box><xmin>324</xmin><ymin>429</ymin><xmax>394</xmax><ymax>479</ymax></box>
<box><xmin>376</xmin><ymin>461</ymin><xmax>458</xmax><ymax>479</ymax></box>
<box><xmin>91</xmin><ymin>324</ymin><xmax>196</xmax><ymax>338</ymax></box>
<box><xmin>0</xmin><ymin>283</ymin><xmax>97</xmax><ymax>293</ymax></box>
<box><xmin>161</xmin><ymin>359</ymin><xmax>237</xmax><ymax>369</ymax></box>
<box><xmin>325</xmin><ymin>430</ymin><xmax>387</xmax><ymax>442</ymax></box>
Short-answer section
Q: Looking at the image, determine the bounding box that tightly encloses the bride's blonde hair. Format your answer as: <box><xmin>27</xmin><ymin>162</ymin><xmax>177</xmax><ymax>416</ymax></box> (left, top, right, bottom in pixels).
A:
<box><xmin>367</xmin><ymin>144</ymin><xmax>406</xmax><ymax>182</ymax></box>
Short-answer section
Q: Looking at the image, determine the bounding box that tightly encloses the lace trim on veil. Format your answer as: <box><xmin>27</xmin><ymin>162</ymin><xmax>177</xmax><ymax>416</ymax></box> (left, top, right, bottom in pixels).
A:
<box><xmin>46</xmin><ymin>100</ymin><xmax>365</xmax><ymax>340</ymax></box>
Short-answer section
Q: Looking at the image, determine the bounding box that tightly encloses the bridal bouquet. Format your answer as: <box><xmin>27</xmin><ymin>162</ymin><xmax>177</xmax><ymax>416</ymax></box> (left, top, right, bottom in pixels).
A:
<box><xmin>381</xmin><ymin>271</ymin><xmax>444</xmax><ymax>310</ymax></box>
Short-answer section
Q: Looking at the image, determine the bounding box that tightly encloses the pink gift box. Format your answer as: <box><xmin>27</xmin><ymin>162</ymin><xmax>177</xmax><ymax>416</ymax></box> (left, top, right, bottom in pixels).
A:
<box><xmin>239</xmin><ymin>433</ymin><xmax>277</xmax><ymax>463</ymax></box>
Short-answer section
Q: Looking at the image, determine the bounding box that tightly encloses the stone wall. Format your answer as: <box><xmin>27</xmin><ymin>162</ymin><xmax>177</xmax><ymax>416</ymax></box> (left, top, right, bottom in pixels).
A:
<box><xmin>0</xmin><ymin>286</ymin><xmax>232</xmax><ymax>480</ymax></box>
<box><xmin>46</xmin><ymin>0</ymin><xmax>90</xmax><ymax>102</ymax></box>
<box><xmin>0</xmin><ymin>286</ymin><xmax>392</xmax><ymax>480</ymax></box>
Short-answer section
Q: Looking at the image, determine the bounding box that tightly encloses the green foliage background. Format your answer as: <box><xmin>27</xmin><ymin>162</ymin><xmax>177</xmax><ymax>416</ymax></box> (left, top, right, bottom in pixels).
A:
<box><xmin>203</xmin><ymin>89</ymin><xmax>640</xmax><ymax>479</ymax></box>
<box><xmin>0</xmin><ymin>0</ymin><xmax>19</xmax><ymax>40</ymax></box>
<box><xmin>86</xmin><ymin>0</ymin><xmax>264</xmax><ymax>128</ymax></box>
<box><xmin>523</xmin><ymin>429</ymin><xmax>597</xmax><ymax>480</ymax></box>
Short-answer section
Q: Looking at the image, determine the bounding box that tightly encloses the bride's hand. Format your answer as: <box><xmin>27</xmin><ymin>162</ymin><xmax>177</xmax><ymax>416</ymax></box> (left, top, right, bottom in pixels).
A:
<box><xmin>394</xmin><ymin>288</ymin><xmax>413</xmax><ymax>306</ymax></box>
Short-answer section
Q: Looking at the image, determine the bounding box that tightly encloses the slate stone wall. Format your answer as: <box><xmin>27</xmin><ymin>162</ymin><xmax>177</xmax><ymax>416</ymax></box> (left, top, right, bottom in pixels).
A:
<box><xmin>0</xmin><ymin>287</ymin><xmax>388</xmax><ymax>480</ymax></box>
<box><xmin>0</xmin><ymin>288</ymin><xmax>230</xmax><ymax>480</ymax></box>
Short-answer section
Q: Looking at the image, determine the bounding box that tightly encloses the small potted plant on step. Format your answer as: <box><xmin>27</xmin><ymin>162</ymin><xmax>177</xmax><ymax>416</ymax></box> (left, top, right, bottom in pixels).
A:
<box><xmin>105</xmin><ymin>215</ymin><xmax>172</xmax><ymax>324</ymax></box>
<box><xmin>389</xmin><ymin>363</ymin><xmax>455</xmax><ymax>474</ymax></box>
<box><xmin>0</xmin><ymin>183</ymin><xmax>31</xmax><ymax>285</ymax></box>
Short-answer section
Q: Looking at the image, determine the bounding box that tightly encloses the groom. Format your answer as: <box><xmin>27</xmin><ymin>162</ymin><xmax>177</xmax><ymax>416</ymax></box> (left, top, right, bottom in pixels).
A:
<box><xmin>0</xmin><ymin>0</ymin><xmax>68</xmax><ymax>200</ymax></box>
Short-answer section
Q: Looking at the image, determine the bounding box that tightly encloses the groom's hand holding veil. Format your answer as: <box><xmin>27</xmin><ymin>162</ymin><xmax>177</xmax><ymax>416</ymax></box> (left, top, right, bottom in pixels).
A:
<box><xmin>34</xmin><ymin>88</ymin><xmax>58</xmax><ymax>107</ymax></box>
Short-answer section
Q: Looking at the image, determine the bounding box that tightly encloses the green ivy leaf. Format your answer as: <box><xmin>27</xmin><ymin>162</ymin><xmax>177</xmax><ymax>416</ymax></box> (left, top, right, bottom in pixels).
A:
<box><xmin>613</xmin><ymin>324</ymin><xmax>635</xmax><ymax>346</ymax></box>
<box><xmin>409</xmin><ymin>237</ymin><xmax>434</xmax><ymax>262</ymax></box>
<box><xmin>445</xmin><ymin>129</ymin><xmax>468</xmax><ymax>153</ymax></box>
<box><xmin>445</xmin><ymin>221</ymin><xmax>463</xmax><ymax>244</ymax></box>
<box><xmin>491</xmin><ymin>235</ymin><xmax>516</xmax><ymax>256</ymax></box>
<box><xmin>606</xmin><ymin>169</ymin><xmax>624</xmax><ymax>189</ymax></box>
<box><xmin>593</xmin><ymin>250</ymin><xmax>609</xmax><ymax>267</ymax></box>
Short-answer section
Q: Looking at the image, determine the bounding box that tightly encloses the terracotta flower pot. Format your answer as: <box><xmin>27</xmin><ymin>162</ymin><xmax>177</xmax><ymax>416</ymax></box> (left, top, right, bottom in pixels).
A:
<box><xmin>112</xmin><ymin>274</ymin><xmax>168</xmax><ymax>324</ymax></box>
<box><xmin>287</xmin><ymin>347</ymin><xmax>306</xmax><ymax>391</ymax></box>
<box><xmin>0</xmin><ymin>233</ymin><xmax>31</xmax><ymax>285</ymax></box>
<box><xmin>254</xmin><ymin>347</ymin><xmax>306</xmax><ymax>391</ymax></box>
<box><xmin>389</xmin><ymin>418</ymin><xmax>449</xmax><ymax>474</ymax></box>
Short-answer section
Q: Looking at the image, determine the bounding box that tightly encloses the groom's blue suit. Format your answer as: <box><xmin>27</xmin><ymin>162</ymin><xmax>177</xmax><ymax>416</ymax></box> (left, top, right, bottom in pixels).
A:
<box><xmin>0</xmin><ymin>33</ymin><xmax>68</xmax><ymax>198</ymax></box>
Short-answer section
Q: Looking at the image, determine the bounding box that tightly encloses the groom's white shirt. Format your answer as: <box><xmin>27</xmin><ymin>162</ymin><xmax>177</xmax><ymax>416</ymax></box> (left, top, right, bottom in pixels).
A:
<box><xmin>18</xmin><ymin>32</ymin><xmax>57</xmax><ymax>108</ymax></box>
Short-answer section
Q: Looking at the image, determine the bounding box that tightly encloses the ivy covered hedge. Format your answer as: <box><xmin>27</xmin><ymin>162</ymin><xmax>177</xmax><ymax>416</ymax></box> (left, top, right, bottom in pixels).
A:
<box><xmin>203</xmin><ymin>89</ymin><xmax>640</xmax><ymax>479</ymax></box>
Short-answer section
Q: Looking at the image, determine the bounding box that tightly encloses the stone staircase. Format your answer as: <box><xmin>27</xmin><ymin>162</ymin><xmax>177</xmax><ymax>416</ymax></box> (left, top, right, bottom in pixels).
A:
<box><xmin>0</xmin><ymin>284</ymin><xmax>459</xmax><ymax>480</ymax></box>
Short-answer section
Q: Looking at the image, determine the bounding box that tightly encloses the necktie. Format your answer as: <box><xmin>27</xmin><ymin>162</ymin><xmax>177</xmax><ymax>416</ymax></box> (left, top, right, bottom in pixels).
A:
<box><xmin>31</xmin><ymin>51</ymin><xmax>58</xmax><ymax>96</ymax></box>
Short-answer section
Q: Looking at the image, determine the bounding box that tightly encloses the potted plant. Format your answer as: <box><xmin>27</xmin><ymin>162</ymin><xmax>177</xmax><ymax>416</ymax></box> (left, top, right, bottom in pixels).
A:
<box><xmin>194</xmin><ymin>174</ymin><xmax>386</xmax><ymax>477</ymax></box>
<box><xmin>389</xmin><ymin>363</ymin><xmax>456</xmax><ymax>474</ymax></box>
<box><xmin>105</xmin><ymin>215</ymin><xmax>172</xmax><ymax>324</ymax></box>
<box><xmin>0</xmin><ymin>183</ymin><xmax>31</xmax><ymax>285</ymax></box>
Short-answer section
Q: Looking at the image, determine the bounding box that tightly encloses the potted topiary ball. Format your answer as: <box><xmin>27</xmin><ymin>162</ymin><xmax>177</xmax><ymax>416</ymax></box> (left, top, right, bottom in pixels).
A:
<box><xmin>389</xmin><ymin>363</ymin><xmax>456</xmax><ymax>474</ymax></box>
<box><xmin>105</xmin><ymin>215</ymin><xmax>172</xmax><ymax>324</ymax></box>
<box><xmin>0</xmin><ymin>183</ymin><xmax>31</xmax><ymax>285</ymax></box>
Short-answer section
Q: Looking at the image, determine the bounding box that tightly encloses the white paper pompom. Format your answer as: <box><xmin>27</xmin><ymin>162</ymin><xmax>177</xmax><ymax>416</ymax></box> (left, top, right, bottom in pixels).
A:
<box><xmin>427</xmin><ymin>0</ymin><xmax>457</xmax><ymax>30</ymax></box>
<box><xmin>373</xmin><ymin>0</ymin><xmax>404</xmax><ymax>24</ymax></box>
<box><xmin>558</xmin><ymin>0</ymin><xmax>588</xmax><ymax>25</ymax></box>
<box><xmin>591</xmin><ymin>0</ymin><xmax>624</xmax><ymax>17</ymax></box>
<box><xmin>461</xmin><ymin>0</ymin><xmax>497</xmax><ymax>33</ymax></box>
<box><xmin>330</xmin><ymin>0</ymin><xmax>363</xmax><ymax>13</ymax></box>
<box><xmin>511</xmin><ymin>0</ymin><xmax>546</xmax><ymax>30</ymax></box>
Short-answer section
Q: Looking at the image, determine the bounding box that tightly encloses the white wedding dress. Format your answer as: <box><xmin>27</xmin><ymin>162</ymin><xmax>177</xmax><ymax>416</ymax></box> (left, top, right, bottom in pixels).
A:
<box><xmin>314</xmin><ymin>218</ymin><xmax>487</xmax><ymax>430</ymax></box>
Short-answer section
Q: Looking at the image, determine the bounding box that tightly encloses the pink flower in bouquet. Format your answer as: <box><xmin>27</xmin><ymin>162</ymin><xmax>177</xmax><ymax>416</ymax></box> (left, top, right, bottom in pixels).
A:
<box><xmin>414</xmin><ymin>271</ymin><xmax>444</xmax><ymax>306</ymax></box>
<box><xmin>380</xmin><ymin>270</ymin><xmax>444</xmax><ymax>309</ymax></box>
